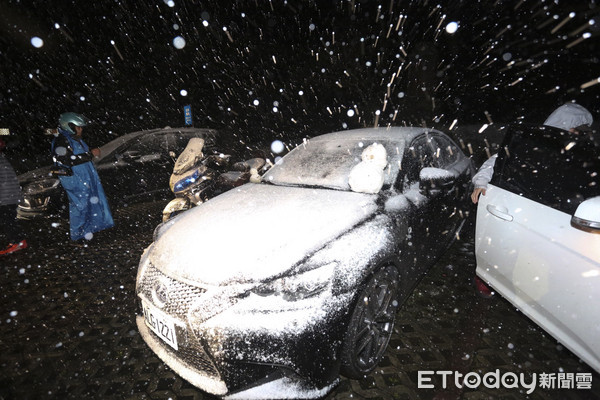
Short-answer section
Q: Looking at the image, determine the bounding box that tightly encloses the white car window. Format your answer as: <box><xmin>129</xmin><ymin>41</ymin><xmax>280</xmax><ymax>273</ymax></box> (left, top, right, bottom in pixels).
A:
<box><xmin>491</xmin><ymin>125</ymin><xmax>600</xmax><ymax>214</ymax></box>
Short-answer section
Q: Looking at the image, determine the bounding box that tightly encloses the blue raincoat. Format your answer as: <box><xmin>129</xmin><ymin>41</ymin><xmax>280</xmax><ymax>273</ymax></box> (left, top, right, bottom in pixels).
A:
<box><xmin>52</xmin><ymin>129</ymin><xmax>114</xmax><ymax>240</ymax></box>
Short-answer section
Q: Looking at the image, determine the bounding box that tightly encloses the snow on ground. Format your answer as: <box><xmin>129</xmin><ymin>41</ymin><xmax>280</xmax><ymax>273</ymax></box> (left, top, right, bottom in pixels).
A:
<box><xmin>224</xmin><ymin>377</ymin><xmax>338</xmax><ymax>400</ymax></box>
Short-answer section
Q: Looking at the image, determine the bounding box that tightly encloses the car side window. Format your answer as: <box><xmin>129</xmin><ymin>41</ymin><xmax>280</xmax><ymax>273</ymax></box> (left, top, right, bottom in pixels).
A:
<box><xmin>432</xmin><ymin>135</ymin><xmax>462</xmax><ymax>167</ymax></box>
<box><xmin>492</xmin><ymin>125</ymin><xmax>600</xmax><ymax>214</ymax></box>
<box><xmin>117</xmin><ymin>135</ymin><xmax>170</xmax><ymax>164</ymax></box>
<box><xmin>132</xmin><ymin>135</ymin><xmax>169</xmax><ymax>155</ymax></box>
<box><xmin>400</xmin><ymin>135</ymin><xmax>437</xmax><ymax>185</ymax></box>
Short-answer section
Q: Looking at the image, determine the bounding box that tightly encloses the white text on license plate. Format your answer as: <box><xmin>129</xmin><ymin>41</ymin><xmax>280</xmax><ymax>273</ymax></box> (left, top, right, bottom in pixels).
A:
<box><xmin>142</xmin><ymin>301</ymin><xmax>178</xmax><ymax>350</ymax></box>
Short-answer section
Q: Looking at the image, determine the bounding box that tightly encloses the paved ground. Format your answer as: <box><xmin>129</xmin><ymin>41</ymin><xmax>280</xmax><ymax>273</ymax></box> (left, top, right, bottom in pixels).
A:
<box><xmin>0</xmin><ymin>200</ymin><xmax>598</xmax><ymax>400</ymax></box>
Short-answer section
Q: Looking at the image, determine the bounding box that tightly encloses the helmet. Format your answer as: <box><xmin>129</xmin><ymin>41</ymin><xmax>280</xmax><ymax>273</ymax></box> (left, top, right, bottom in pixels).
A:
<box><xmin>58</xmin><ymin>112</ymin><xmax>90</xmax><ymax>135</ymax></box>
<box><xmin>543</xmin><ymin>103</ymin><xmax>593</xmax><ymax>131</ymax></box>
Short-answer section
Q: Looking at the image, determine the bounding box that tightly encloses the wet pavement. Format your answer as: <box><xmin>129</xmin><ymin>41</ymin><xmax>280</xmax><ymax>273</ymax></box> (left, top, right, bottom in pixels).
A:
<box><xmin>1</xmin><ymin>200</ymin><xmax>598</xmax><ymax>400</ymax></box>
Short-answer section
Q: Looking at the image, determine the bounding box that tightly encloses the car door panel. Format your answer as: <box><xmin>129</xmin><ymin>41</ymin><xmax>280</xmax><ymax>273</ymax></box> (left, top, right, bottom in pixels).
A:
<box><xmin>400</xmin><ymin>133</ymin><xmax>471</xmax><ymax>267</ymax></box>
<box><xmin>401</xmin><ymin>135</ymin><xmax>444</xmax><ymax>266</ymax></box>
<box><xmin>476</xmin><ymin>185</ymin><xmax>600</xmax><ymax>372</ymax></box>
<box><xmin>475</xmin><ymin>124</ymin><xmax>600</xmax><ymax>373</ymax></box>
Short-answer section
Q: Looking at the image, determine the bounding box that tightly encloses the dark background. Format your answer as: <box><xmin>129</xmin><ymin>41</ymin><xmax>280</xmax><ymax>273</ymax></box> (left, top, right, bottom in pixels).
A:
<box><xmin>1</xmin><ymin>0</ymin><xmax>599</xmax><ymax>171</ymax></box>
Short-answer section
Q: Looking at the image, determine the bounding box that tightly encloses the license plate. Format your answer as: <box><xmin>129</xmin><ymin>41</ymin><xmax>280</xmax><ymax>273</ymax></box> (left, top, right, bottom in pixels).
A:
<box><xmin>142</xmin><ymin>300</ymin><xmax>178</xmax><ymax>350</ymax></box>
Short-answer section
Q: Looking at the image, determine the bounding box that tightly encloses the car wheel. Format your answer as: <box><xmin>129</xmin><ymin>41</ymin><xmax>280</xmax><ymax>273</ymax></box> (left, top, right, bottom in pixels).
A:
<box><xmin>340</xmin><ymin>265</ymin><xmax>400</xmax><ymax>379</ymax></box>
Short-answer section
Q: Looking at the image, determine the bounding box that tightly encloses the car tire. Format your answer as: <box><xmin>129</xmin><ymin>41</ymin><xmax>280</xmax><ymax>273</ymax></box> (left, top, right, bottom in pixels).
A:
<box><xmin>340</xmin><ymin>265</ymin><xmax>400</xmax><ymax>379</ymax></box>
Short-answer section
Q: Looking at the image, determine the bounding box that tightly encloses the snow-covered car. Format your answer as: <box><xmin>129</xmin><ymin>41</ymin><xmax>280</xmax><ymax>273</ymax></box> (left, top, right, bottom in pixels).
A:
<box><xmin>17</xmin><ymin>127</ymin><xmax>218</xmax><ymax>219</ymax></box>
<box><xmin>136</xmin><ymin>127</ymin><xmax>474</xmax><ymax>399</ymax></box>
<box><xmin>475</xmin><ymin>124</ymin><xmax>600</xmax><ymax>373</ymax></box>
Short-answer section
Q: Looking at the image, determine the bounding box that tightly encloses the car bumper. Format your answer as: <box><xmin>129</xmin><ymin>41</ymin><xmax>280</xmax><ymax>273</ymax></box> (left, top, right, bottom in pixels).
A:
<box><xmin>136</xmin><ymin>263</ymin><xmax>352</xmax><ymax>398</ymax></box>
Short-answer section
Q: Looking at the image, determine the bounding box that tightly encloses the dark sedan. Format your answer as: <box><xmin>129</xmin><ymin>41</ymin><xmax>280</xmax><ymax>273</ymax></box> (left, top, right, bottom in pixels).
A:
<box><xmin>136</xmin><ymin>127</ymin><xmax>474</xmax><ymax>399</ymax></box>
<box><xmin>17</xmin><ymin>127</ymin><xmax>218</xmax><ymax>219</ymax></box>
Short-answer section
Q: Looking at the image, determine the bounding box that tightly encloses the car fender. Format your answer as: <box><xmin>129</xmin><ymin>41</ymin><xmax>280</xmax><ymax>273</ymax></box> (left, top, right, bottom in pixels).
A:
<box><xmin>303</xmin><ymin>213</ymin><xmax>398</xmax><ymax>295</ymax></box>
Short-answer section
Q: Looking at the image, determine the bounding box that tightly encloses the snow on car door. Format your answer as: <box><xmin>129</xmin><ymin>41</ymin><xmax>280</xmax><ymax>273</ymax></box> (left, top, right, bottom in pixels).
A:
<box><xmin>475</xmin><ymin>124</ymin><xmax>600</xmax><ymax>372</ymax></box>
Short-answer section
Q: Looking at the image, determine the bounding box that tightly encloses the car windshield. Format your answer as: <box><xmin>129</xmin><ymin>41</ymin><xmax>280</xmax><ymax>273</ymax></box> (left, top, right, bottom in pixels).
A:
<box><xmin>97</xmin><ymin>132</ymin><xmax>146</xmax><ymax>162</ymax></box>
<box><xmin>96</xmin><ymin>128</ymin><xmax>218</xmax><ymax>166</ymax></box>
<box><xmin>264</xmin><ymin>137</ymin><xmax>405</xmax><ymax>191</ymax></box>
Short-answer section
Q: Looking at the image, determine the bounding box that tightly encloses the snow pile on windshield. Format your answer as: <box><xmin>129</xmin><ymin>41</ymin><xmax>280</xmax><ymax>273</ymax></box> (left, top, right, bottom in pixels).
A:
<box><xmin>348</xmin><ymin>162</ymin><xmax>385</xmax><ymax>193</ymax></box>
<box><xmin>348</xmin><ymin>143</ymin><xmax>388</xmax><ymax>194</ymax></box>
<box><xmin>265</xmin><ymin>137</ymin><xmax>406</xmax><ymax>191</ymax></box>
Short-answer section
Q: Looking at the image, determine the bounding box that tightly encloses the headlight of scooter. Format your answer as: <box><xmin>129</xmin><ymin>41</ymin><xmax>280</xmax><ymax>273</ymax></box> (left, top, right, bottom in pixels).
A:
<box><xmin>173</xmin><ymin>169</ymin><xmax>214</xmax><ymax>193</ymax></box>
<box><xmin>172</xmin><ymin>169</ymin><xmax>201</xmax><ymax>192</ymax></box>
<box><xmin>251</xmin><ymin>263</ymin><xmax>336</xmax><ymax>301</ymax></box>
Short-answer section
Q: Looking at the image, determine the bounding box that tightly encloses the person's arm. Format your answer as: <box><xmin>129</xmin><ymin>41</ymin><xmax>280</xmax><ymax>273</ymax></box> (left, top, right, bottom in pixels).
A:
<box><xmin>52</xmin><ymin>136</ymin><xmax>94</xmax><ymax>167</ymax></box>
<box><xmin>470</xmin><ymin>154</ymin><xmax>497</xmax><ymax>204</ymax></box>
<box><xmin>472</xmin><ymin>154</ymin><xmax>497</xmax><ymax>188</ymax></box>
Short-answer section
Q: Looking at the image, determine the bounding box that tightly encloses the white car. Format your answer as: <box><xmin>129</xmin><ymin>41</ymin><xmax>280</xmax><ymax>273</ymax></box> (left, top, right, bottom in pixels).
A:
<box><xmin>475</xmin><ymin>123</ymin><xmax>600</xmax><ymax>373</ymax></box>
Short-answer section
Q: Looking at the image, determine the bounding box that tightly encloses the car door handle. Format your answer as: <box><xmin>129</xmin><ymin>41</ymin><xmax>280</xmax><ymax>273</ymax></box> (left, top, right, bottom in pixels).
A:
<box><xmin>486</xmin><ymin>204</ymin><xmax>513</xmax><ymax>222</ymax></box>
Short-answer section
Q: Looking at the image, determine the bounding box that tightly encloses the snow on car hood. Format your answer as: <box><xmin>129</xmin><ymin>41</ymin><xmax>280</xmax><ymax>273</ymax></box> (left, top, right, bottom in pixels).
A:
<box><xmin>149</xmin><ymin>183</ymin><xmax>377</xmax><ymax>286</ymax></box>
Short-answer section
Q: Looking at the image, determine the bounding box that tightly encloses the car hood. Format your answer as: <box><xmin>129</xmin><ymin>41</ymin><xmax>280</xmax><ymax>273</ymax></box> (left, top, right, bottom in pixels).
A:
<box><xmin>149</xmin><ymin>183</ymin><xmax>377</xmax><ymax>286</ymax></box>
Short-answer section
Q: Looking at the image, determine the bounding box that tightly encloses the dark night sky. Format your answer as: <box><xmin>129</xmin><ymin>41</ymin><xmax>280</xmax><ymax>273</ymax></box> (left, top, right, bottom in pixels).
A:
<box><xmin>1</xmin><ymin>0</ymin><xmax>599</xmax><ymax>162</ymax></box>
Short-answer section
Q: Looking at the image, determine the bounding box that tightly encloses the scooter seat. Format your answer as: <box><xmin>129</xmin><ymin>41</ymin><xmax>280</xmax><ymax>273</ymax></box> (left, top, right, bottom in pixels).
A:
<box><xmin>217</xmin><ymin>171</ymin><xmax>250</xmax><ymax>187</ymax></box>
<box><xmin>231</xmin><ymin>158</ymin><xmax>266</xmax><ymax>172</ymax></box>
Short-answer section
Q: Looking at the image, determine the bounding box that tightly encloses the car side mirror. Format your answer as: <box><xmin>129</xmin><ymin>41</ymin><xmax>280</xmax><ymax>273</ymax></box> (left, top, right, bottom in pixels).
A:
<box><xmin>419</xmin><ymin>167</ymin><xmax>456</xmax><ymax>196</ymax></box>
<box><xmin>571</xmin><ymin>196</ymin><xmax>600</xmax><ymax>232</ymax></box>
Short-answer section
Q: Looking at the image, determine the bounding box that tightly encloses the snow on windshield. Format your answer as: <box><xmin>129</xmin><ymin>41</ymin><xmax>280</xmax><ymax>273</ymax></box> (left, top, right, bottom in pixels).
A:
<box><xmin>264</xmin><ymin>137</ymin><xmax>405</xmax><ymax>191</ymax></box>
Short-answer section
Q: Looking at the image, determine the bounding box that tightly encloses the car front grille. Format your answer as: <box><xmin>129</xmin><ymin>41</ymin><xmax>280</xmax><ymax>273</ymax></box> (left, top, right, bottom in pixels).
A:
<box><xmin>139</xmin><ymin>264</ymin><xmax>206</xmax><ymax>320</ymax></box>
<box><xmin>138</xmin><ymin>264</ymin><xmax>221</xmax><ymax>379</ymax></box>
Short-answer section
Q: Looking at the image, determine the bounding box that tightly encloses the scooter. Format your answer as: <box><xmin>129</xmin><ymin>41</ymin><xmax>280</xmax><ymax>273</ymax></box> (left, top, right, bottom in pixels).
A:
<box><xmin>162</xmin><ymin>138</ymin><xmax>265</xmax><ymax>222</ymax></box>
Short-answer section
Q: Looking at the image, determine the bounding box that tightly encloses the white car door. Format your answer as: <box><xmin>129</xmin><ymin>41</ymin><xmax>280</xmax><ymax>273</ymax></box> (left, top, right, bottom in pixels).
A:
<box><xmin>475</xmin><ymin>124</ymin><xmax>600</xmax><ymax>373</ymax></box>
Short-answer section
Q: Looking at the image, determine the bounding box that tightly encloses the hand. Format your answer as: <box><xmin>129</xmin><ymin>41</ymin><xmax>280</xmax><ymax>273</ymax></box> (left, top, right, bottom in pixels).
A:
<box><xmin>471</xmin><ymin>187</ymin><xmax>486</xmax><ymax>204</ymax></box>
<box><xmin>91</xmin><ymin>148</ymin><xmax>101</xmax><ymax>157</ymax></box>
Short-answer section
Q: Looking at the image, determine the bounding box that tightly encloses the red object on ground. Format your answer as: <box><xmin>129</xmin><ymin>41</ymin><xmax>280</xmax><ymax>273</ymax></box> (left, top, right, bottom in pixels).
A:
<box><xmin>0</xmin><ymin>240</ymin><xmax>28</xmax><ymax>256</ymax></box>
<box><xmin>474</xmin><ymin>276</ymin><xmax>494</xmax><ymax>299</ymax></box>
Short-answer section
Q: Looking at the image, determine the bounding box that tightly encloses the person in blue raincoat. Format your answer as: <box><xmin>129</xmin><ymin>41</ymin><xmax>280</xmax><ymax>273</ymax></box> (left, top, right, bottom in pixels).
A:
<box><xmin>52</xmin><ymin>112</ymin><xmax>114</xmax><ymax>240</ymax></box>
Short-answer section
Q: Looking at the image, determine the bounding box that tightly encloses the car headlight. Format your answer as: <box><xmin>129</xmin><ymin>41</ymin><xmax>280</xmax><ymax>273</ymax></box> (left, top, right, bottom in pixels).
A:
<box><xmin>251</xmin><ymin>262</ymin><xmax>336</xmax><ymax>301</ymax></box>
<box><xmin>23</xmin><ymin>179</ymin><xmax>60</xmax><ymax>196</ymax></box>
